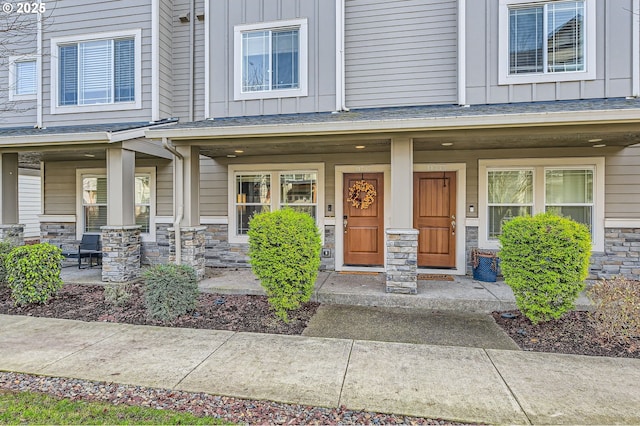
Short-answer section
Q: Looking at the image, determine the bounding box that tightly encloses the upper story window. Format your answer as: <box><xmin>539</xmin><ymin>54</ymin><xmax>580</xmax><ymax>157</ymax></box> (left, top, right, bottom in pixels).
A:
<box><xmin>498</xmin><ymin>0</ymin><xmax>596</xmax><ymax>85</ymax></box>
<box><xmin>9</xmin><ymin>56</ymin><xmax>37</xmax><ymax>101</ymax></box>
<box><xmin>51</xmin><ymin>29</ymin><xmax>142</xmax><ymax>114</ymax></box>
<box><xmin>234</xmin><ymin>19</ymin><xmax>308</xmax><ymax>100</ymax></box>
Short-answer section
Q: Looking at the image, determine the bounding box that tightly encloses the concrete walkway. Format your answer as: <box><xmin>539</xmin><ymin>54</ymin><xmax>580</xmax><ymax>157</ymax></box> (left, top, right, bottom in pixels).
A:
<box><xmin>1</xmin><ymin>314</ymin><xmax>639</xmax><ymax>425</ymax></box>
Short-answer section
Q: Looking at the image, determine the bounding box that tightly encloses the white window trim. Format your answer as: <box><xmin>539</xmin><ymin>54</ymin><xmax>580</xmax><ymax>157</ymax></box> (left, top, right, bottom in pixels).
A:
<box><xmin>228</xmin><ymin>163</ymin><xmax>324</xmax><ymax>244</ymax></box>
<box><xmin>478</xmin><ymin>157</ymin><xmax>605</xmax><ymax>252</ymax></box>
<box><xmin>75</xmin><ymin>167</ymin><xmax>156</xmax><ymax>242</ymax></box>
<box><xmin>8</xmin><ymin>55</ymin><xmax>38</xmax><ymax>101</ymax></box>
<box><xmin>498</xmin><ymin>0</ymin><xmax>596</xmax><ymax>85</ymax></box>
<box><xmin>233</xmin><ymin>18</ymin><xmax>308</xmax><ymax>101</ymax></box>
<box><xmin>50</xmin><ymin>29</ymin><xmax>142</xmax><ymax>114</ymax></box>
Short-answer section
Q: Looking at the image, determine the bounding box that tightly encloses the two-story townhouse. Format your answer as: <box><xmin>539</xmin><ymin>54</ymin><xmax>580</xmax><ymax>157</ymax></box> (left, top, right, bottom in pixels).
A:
<box><xmin>2</xmin><ymin>0</ymin><xmax>640</xmax><ymax>291</ymax></box>
<box><xmin>145</xmin><ymin>0</ymin><xmax>640</xmax><ymax>293</ymax></box>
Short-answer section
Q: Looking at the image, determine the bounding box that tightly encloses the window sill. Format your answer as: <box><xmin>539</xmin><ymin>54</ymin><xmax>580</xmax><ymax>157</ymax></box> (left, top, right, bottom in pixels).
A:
<box><xmin>51</xmin><ymin>101</ymin><xmax>141</xmax><ymax>115</ymax></box>
<box><xmin>498</xmin><ymin>69</ymin><xmax>596</xmax><ymax>86</ymax></box>
<box><xmin>233</xmin><ymin>87</ymin><xmax>308</xmax><ymax>101</ymax></box>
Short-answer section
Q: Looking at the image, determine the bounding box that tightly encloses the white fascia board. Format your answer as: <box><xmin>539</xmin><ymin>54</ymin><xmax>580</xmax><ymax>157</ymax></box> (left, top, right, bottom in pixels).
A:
<box><xmin>145</xmin><ymin>108</ymin><xmax>640</xmax><ymax>140</ymax></box>
<box><xmin>121</xmin><ymin>139</ymin><xmax>173</xmax><ymax>159</ymax></box>
<box><xmin>0</xmin><ymin>132</ymin><xmax>110</xmax><ymax>147</ymax></box>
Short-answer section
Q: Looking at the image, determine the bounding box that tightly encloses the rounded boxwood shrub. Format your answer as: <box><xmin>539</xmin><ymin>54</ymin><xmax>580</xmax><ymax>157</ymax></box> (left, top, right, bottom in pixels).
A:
<box><xmin>5</xmin><ymin>243</ymin><xmax>65</xmax><ymax>306</ymax></box>
<box><xmin>248</xmin><ymin>208</ymin><xmax>321</xmax><ymax>322</ymax></box>
<box><xmin>143</xmin><ymin>263</ymin><xmax>198</xmax><ymax>322</ymax></box>
<box><xmin>498</xmin><ymin>212</ymin><xmax>591</xmax><ymax>324</ymax></box>
<box><xmin>0</xmin><ymin>240</ymin><xmax>15</xmax><ymax>284</ymax></box>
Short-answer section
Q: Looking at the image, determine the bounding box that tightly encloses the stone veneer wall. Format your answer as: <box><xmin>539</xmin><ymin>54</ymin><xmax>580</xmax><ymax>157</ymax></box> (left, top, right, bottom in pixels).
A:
<box><xmin>40</xmin><ymin>222</ymin><xmax>77</xmax><ymax>249</ymax></box>
<box><xmin>0</xmin><ymin>225</ymin><xmax>24</xmax><ymax>246</ymax></box>
<box><xmin>101</xmin><ymin>226</ymin><xmax>141</xmax><ymax>283</ymax></box>
<box><xmin>169</xmin><ymin>226</ymin><xmax>206</xmax><ymax>280</ymax></box>
<box><xmin>466</xmin><ymin>225</ymin><xmax>640</xmax><ymax>280</ymax></box>
<box><xmin>320</xmin><ymin>225</ymin><xmax>335</xmax><ymax>271</ymax></box>
<box><xmin>591</xmin><ymin>228</ymin><xmax>640</xmax><ymax>280</ymax></box>
<box><xmin>385</xmin><ymin>229</ymin><xmax>418</xmax><ymax>294</ymax></box>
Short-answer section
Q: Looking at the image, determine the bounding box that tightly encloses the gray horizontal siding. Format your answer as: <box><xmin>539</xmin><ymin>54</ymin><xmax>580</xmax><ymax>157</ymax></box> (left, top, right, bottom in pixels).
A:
<box><xmin>345</xmin><ymin>0</ymin><xmax>458</xmax><ymax>108</ymax></box>
<box><xmin>18</xmin><ymin>172</ymin><xmax>42</xmax><ymax>238</ymax></box>
<box><xmin>158</xmin><ymin>0</ymin><xmax>173</xmax><ymax>119</ymax></box>
<box><xmin>40</xmin><ymin>0</ymin><xmax>153</xmax><ymax>126</ymax></box>
<box><xmin>466</xmin><ymin>0</ymin><xmax>635</xmax><ymax>104</ymax></box>
<box><xmin>209</xmin><ymin>0</ymin><xmax>337</xmax><ymax>118</ymax></box>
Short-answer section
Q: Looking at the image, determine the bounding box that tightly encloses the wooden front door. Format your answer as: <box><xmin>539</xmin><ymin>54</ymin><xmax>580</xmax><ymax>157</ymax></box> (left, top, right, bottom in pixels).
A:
<box><xmin>343</xmin><ymin>173</ymin><xmax>384</xmax><ymax>266</ymax></box>
<box><xmin>414</xmin><ymin>172</ymin><xmax>456</xmax><ymax>268</ymax></box>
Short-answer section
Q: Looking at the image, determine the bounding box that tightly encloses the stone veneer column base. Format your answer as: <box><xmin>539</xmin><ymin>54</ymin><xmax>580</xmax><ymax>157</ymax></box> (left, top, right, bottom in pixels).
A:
<box><xmin>101</xmin><ymin>226</ymin><xmax>141</xmax><ymax>283</ymax></box>
<box><xmin>0</xmin><ymin>224</ymin><xmax>24</xmax><ymax>246</ymax></box>
<box><xmin>169</xmin><ymin>226</ymin><xmax>206</xmax><ymax>281</ymax></box>
<box><xmin>385</xmin><ymin>228</ymin><xmax>419</xmax><ymax>294</ymax></box>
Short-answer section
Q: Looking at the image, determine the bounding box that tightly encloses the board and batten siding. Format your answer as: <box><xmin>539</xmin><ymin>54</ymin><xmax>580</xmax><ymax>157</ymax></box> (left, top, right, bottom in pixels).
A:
<box><xmin>18</xmin><ymin>169</ymin><xmax>42</xmax><ymax>238</ymax></box>
<box><xmin>40</xmin><ymin>0</ymin><xmax>153</xmax><ymax>126</ymax></box>
<box><xmin>465</xmin><ymin>0</ymin><xmax>635</xmax><ymax>104</ymax></box>
<box><xmin>344</xmin><ymin>0</ymin><xmax>458</xmax><ymax>108</ymax></box>
<box><xmin>208</xmin><ymin>0</ymin><xmax>337</xmax><ymax>118</ymax></box>
<box><xmin>158</xmin><ymin>0</ymin><xmax>174</xmax><ymax>119</ymax></box>
<box><xmin>0</xmin><ymin>13</ymin><xmax>39</xmax><ymax>127</ymax></box>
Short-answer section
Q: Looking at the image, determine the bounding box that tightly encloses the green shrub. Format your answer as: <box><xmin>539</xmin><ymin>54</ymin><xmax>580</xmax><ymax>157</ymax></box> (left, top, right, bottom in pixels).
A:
<box><xmin>0</xmin><ymin>240</ymin><xmax>16</xmax><ymax>284</ymax></box>
<box><xmin>5</xmin><ymin>243</ymin><xmax>65</xmax><ymax>306</ymax></box>
<box><xmin>588</xmin><ymin>276</ymin><xmax>640</xmax><ymax>341</ymax></box>
<box><xmin>103</xmin><ymin>283</ymin><xmax>132</xmax><ymax>307</ymax></box>
<box><xmin>143</xmin><ymin>264</ymin><xmax>198</xmax><ymax>321</ymax></box>
<box><xmin>248</xmin><ymin>208</ymin><xmax>321</xmax><ymax>322</ymax></box>
<box><xmin>499</xmin><ymin>212</ymin><xmax>591</xmax><ymax>324</ymax></box>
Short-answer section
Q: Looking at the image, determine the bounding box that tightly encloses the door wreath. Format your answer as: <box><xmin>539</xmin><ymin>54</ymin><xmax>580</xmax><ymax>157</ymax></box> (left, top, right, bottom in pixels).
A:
<box><xmin>347</xmin><ymin>180</ymin><xmax>377</xmax><ymax>209</ymax></box>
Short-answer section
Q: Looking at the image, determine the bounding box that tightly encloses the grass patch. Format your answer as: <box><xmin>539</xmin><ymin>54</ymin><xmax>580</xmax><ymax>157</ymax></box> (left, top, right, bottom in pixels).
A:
<box><xmin>0</xmin><ymin>390</ymin><xmax>230</xmax><ymax>425</ymax></box>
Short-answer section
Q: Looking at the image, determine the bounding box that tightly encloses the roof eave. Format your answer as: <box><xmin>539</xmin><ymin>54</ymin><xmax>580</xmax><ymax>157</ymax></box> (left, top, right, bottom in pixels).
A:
<box><xmin>145</xmin><ymin>108</ymin><xmax>640</xmax><ymax>141</ymax></box>
<box><xmin>0</xmin><ymin>132</ymin><xmax>111</xmax><ymax>148</ymax></box>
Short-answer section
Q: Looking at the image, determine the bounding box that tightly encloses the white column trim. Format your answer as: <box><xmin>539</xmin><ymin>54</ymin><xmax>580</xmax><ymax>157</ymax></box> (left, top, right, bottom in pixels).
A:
<box><xmin>457</xmin><ymin>0</ymin><xmax>467</xmax><ymax>106</ymax></box>
<box><xmin>151</xmin><ymin>0</ymin><xmax>160</xmax><ymax>121</ymax></box>
<box><xmin>633</xmin><ymin>0</ymin><xmax>640</xmax><ymax>97</ymax></box>
<box><xmin>204</xmin><ymin>0</ymin><xmax>211</xmax><ymax>118</ymax></box>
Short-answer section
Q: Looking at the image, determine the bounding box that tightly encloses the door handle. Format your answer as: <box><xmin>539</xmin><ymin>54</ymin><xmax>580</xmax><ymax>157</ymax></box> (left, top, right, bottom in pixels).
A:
<box><xmin>451</xmin><ymin>220</ymin><xmax>456</xmax><ymax>236</ymax></box>
<box><xmin>343</xmin><ymin>216</ymin><xmax>348</xmax><ymax>234</ymax></box>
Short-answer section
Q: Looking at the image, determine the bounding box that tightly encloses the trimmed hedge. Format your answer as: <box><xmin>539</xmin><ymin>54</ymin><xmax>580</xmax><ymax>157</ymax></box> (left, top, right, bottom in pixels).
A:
<box><xmin>0</xmin><ymin>240</ymin><xmax>15</xmax><ymax>284</ymax></box>
<box><xmin>499</xmin><ymin>212</ymin><xmax>591</xmax><ymax>324</ymax></box>
<box><xmin>6</xmin><ymin>243</ymin><xmax>65</xmax><ymax>306</ymax></box>
<box><xmin>248</xmin><ymin>208</ymin><xmax>321</xmax><ymax>322</ymax></box>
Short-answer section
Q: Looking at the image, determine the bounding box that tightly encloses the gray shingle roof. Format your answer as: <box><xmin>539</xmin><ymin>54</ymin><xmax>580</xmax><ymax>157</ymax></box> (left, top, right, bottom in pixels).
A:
<box><xmin>0</xmin><ymin>120</ymin><xmax>176</xmax><ymax>137</ymax></box>
<box><xmin>164</xmin><ymin>98</ymin><xmax>640</xmax><ymax>130</ymax></box>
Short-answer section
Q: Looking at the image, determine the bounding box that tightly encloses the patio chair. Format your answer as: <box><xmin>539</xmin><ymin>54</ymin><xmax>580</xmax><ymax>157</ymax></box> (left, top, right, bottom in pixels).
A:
<box><xmin>62</xmin><ymin>234</ymin><xmax>102</xmax><ymax>269</ymax></box>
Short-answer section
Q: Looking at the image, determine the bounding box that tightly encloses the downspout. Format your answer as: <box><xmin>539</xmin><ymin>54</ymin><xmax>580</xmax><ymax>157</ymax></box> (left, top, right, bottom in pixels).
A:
<box><xmin>36</xmin><ymin>9</ymin><xmax>43</xmax><ymax>128</ymax></box>
<box><xmin>335</xmin><ymin>0</ymin><xmax>348</xmax><ymax>112</ymax></box>
<box><xmin>162</xmin><ymin>137</ymin><xmax>184</xmax><ymax>265</ymax></box>
<box><xmin>188</xmin><ymin>0</ymin><xmax>195</xmax><ymax>121</ymax></box>
<box><xmin>633</xmin><ymin>0</ymin><xmax>640</xmax><ymax>97</ymax></box>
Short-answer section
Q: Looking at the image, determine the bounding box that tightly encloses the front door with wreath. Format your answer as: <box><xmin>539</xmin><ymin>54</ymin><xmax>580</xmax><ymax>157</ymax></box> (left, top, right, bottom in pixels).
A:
<box><xmin>343</xmin><ymin>173</ymin><xmax>384</xmax><ymax>266</ymax></box>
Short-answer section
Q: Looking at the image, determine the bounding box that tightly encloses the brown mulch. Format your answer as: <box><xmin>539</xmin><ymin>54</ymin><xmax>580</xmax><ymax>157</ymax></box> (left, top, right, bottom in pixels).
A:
<box><xmin>1</xmin><ymin>280</ymin><xmax>638</xmax><ymax>359</ymax></box>
<box><xmin>492</xmin><ymin>310</ymin><xmax>640</xmax><ymax>359</ymax></box>
<box><xmin>0</xmin><ymin>283</ymin><xmax>317</xmax><ymax>335</ymax></box>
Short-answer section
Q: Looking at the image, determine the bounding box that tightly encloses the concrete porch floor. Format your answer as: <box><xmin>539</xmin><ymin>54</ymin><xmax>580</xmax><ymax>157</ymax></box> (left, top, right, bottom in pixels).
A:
<box><xmin>60</xmin><ymin>266</ymin><xmax>593</xmax><ymax>313</ymax></box>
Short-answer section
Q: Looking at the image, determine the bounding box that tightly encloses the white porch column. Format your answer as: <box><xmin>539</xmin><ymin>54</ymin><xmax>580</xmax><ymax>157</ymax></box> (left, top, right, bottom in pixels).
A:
<box><xmin>102</xmin><ymin>148</ymin><xmax>140</xmax><ymax>283</ymax></box>
<box><xmin>387</xmin><ymin>137</ymin><xmax>417</xmax><ymax>294</ymax></box>
<box><xmin>0</xmin><ymin>153</ymin><xmax>24</xmax><ymax>245</ymax></box>
<box><xmin>106</xmin><ymin>148</ymin><xmax>135</xmax><ymax>226</ymax></box>
<box><xmin>0</xmin><ymin>153</ymin><xmax>19</xmax><ymax>225</ymax></box>
<box><xmin>177</xmin><ymin>145</ymin><xmax>200</xmax><ymax>227</ymax></box>
<box><xmin>390</xmin><ymin>137</ymin><xmax>413</xmax><ymax>228</ymax></box>
<box><xmin>169</xmin><ymin>145</ymin><xmax>205</xmax><ymax>279</ymax></box>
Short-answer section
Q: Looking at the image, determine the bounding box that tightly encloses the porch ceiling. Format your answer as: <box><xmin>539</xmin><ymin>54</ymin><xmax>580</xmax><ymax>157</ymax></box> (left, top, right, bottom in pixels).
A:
<box><xmin>17</xmin><ymin>148</ymin><xmax>165</xmax><ymax>169</ymax></box>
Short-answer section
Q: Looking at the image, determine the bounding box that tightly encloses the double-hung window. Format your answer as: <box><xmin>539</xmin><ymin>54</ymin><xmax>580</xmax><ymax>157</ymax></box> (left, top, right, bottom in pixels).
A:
<box><xmin>479</xmin><ymin>158</ymin><xmax>604</xmax><ymax>251</ymax></box>
<box><xmin>77</xmin><ymin>168</ymin><xmax>155</xmax><ymax>241</ymax></box>
<box><xmin>234</xmin><ymin>19</ymin><xmax>308</xmax><ymax>100</ymax></box>
<box><xmin>229</xmin><ymin>164</ymin><xmax>323</xmax><ymax>243</ymax></box>
<box><xmin>9</xmin><ymin>56</ymin><xmax>37</xmax><ymax>101</ymax></box>
<box><xmin>498</xmin><ymin>0</ymin><xmax>596</xmax><ymax>84</ymax></box>
<box><xmin>51</xmin><ymin>30</ymin><xmax>141</xmax><ymax>113</ymax></box>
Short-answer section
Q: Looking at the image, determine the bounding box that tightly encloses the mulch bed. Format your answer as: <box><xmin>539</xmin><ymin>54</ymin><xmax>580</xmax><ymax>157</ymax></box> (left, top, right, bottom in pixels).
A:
<box><xmin>492</xmin><ymin>310</ymin><xmax>640</xmax><ymax>359</ymax></box>
<box><xmin>0</xmin><ymin>283</ymin><xmax>317</xmax><ymax>336</ymax></box>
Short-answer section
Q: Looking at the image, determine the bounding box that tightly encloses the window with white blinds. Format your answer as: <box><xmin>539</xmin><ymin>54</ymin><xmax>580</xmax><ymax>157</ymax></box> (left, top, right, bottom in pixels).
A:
<box><xmin>15</xmin><ymin>60</ymin><xmax>37</xmax><ymax>95</ymax></box>
<box><xmin>58</xmin><ymin>37</ymin><xmax>135</xmax><ymax>106</ymax></box>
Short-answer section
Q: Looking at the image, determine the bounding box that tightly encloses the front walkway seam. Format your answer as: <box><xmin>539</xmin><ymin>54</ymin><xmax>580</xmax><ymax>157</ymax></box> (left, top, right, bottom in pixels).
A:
<box><xmin>336</xmin><ymin>339</ymin><xmax>355</xmax><ymax>408</ymax></box>
<box><xmin>171</xmin><ymin>331</ymin><xmax>237</xmax><ymax>389</ymax></box>
<box><xmin>35</xmin><ymin>320</ymin><xmax>131</xmax><ymax>373</ymax></box>
<box><xmin>478</xmin><ymin>281</ymin><xmax>502</xmax><ymax>302</ymax></box>
<box><xmin>312</xmin><ymin>272</ymin><xmax>332</xmax><ymax>302</ymax></box>
<box><xmin>483</xmin><ymin>348</ymin><xmax>533</xmax><ymax>425</ymax></box>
